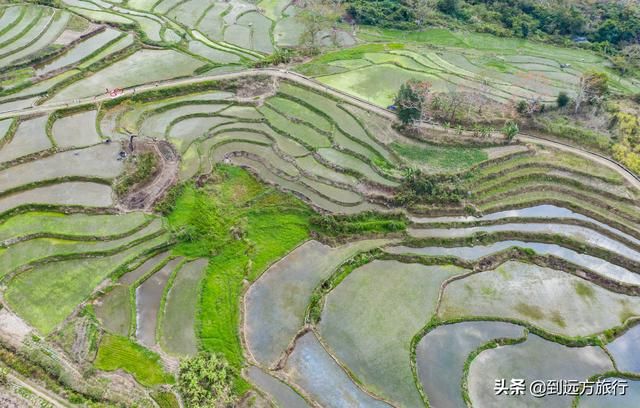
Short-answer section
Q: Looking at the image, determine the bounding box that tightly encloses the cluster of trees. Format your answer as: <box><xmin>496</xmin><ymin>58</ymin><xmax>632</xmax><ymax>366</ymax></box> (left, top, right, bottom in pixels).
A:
<box><xmin>394</xmin><ymin>79</ymin><xmax>485</xmax><ymax>126</ymax></box>
<box><xmin>611</xmin><ymin>44</ymin><xmax>640</xmax><ymax>76</ymax></box>
<box><xmin>396</xmin><ymin>168</ymin><xmax>465</xmax><ymax>205</ymax></box>
<box><xmin>395</xmin><ymin>79</ymin><xmax>521</xmax><ymax>140</ymax></box>
<box><xmin>295</xmin><ymin>0</ymin><xmax>346</xmax><ymax>50</ymax></box>
<box><xmin>346</xmin><ymin>0</ymin><xmax>640</xmax><ymax>49</ymax></box>
<box><xmin>510</xmin><ymin>71</ymin><xmax>609</xmax><ymax>118</ymax></box>
<box><xmin>612</xmin><ymin>111</ymin><xmax>640</xmax><ymax>174</ymax></box>
<box><xmin>347</xmin><ymin>0</ymin><xmax>419</xmax><ymax>29</ymax></box>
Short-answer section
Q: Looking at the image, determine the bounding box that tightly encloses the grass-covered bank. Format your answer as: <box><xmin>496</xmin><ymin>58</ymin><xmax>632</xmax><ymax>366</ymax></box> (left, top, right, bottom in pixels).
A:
<box><xmin>163</xmin><ymin>165</ymin><xmax>312</xmax><ymax>390</ymax></box>
<box><xmin>94</xmin><ymin>333</ymin><xmax>173</xmax><ymax>386</ymax></box>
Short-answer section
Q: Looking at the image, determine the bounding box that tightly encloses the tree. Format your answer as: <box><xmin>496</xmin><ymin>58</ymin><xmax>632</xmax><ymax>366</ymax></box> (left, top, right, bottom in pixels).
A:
<box><xmin>296</xmin><ymin>0</ymin><xmax>343</xmax><ymax>50</ymax></box>
<box><xmin>437</xmin><ymin>0</ymin><xmax>461</xmax><ymax>16</ymax></box>
<box><xmin>623</xmin><ymin>44</ymin><xmax>640</xmax><ymax>66</ymax></box>
<box><xmin>574</xmin><ymin>71</ymin><xmax>609</xmax><ymax>114</ymax></box>
<box><xmin>395</xmin><ymin>80</ymin><xmax>431</xmax><ymax>126</ymax></box>
<box><xmin>178</xmin><ymin>353</ymin><xmax>237</xmax><ymax>408</ymax></box>
<box><xmin>612</xmin><ymin>44</ymin><xmax>640</xmax><ymax>75</ymax></box>
<box><xmin>556</xmin><ymin>92</ymin><xmax>570</xmax><ymax>108</ymax></box>
<box><xmin>347</xmin><ymin>0</ymin><xmax>418</xmax><ymax>29</ymax></box>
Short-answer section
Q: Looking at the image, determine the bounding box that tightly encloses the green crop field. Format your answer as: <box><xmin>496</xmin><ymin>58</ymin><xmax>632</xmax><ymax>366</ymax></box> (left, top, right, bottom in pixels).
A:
<box><xmin>299</xmin><ymin>28</ymin><xmax>640</xmax><ymax>107</ymax></box>
<box><xmin>95</xmin><ymin>333</ymin><xmax>174</xmax><ymax>386</ymax></box>
<box><xmin>2</xmin><ymin>0</ymin><xmax>640</xmax><ymax>406</ymax></box>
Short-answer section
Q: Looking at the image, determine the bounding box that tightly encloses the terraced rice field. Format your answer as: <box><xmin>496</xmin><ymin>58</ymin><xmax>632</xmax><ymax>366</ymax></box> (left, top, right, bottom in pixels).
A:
<box><xmin>1</xmin><ymin>5</ymin><xmax>640</xmax><ymax>404</ymax></box>
<box><xmin>319</xmin><ymin>260</ymin><xmax>465</xmax><ymax>407</ymax></box>
<box><xmin>468</xmin><ymin>334</ymin><xmax>613</xmax><ymax>407</ymax></box>
<box><xmin>298</xmin><ymin>29</ymin><xmax>640</xmax><ymax>107</ymax></box>
<box><xmin>94</xmin><ymin>80</ymin><xmax>404</xmax><ymax>213</ymax></box>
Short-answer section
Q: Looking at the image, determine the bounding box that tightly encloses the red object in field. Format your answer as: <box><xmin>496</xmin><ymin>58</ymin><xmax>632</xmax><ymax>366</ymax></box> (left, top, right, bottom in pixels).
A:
<box><xmin>106</xmin><ymin>88</ymin><xmax>124</xmax><ymax>97</ymax></box>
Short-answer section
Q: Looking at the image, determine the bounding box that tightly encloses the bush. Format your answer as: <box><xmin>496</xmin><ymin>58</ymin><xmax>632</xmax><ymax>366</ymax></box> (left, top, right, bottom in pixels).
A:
<box><xmin>438</xmin><ymin>0</ymin><xmax>462</xmax><ymax>16</ymax></box>
<box><xmin>310</xmin><ymin>212</ymin><xmax>407</xmax><ymax>237</ymax></box>
<box><xmin>515</xmin><ymin>100</ymin><xmax>529</xmax><ymax>114</ymax></box>
<box><xmin>114</xmin><ymin>152</ymin><xmax>158</xmax><ymax>196</ymax></box>
<box><xmin>0</xmin><ymin>367</ymin><xmax>7</xmax><ymax>385</ymax></box>
<box><xmin>502</xmin><ymin>121</ymin><xmax>519</xmax><ymax>141</ymax></box>
<box><xmin>396</xmin><ymin>168</ymin><xmax>465</xmax><ymax>205</ymax></box>
<box><xmin>556</xmin><ymin>92</ymin><xmax>570</xmax><ymax>108</ymax></box>
<box><xmin>178</xmin><ymin>353</ymin><xmax>237</xmax><ymax>408</ymax></box>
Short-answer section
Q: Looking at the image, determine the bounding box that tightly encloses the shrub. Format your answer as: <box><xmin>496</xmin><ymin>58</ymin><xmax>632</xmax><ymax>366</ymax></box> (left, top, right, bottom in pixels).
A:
<box><xmin>0</xmin><ymin>367</ymin><xmax>7</xmax><ymax>385</ymax></box>
<box><xmin>396</xmin><ymin>168</ymin><xmax>465</xmax><ymax>205</ymax></box>
<box><xmin>310</xmin><ymin>212</ymin><xmax>407</xmax><ymax>237</ymax></box>
<box><xmin>178</xmin><ymin>353</ymin><xmax>237</xmax><ymax>408</ymax></box>
<box><xmin>438</xmin><ymin>0</ymin><xmax>462</xmax><ymax>16</ymax></box>
<box><xmin>556</xmin><ymin>92</ymin><xmax>570</xmax><ymax>108</ymax></box>
<box><xmin>502</xmin><ymin>121</ymin><xmax>519</xmax><ymax>141</ymax></box>
<box><xmin>515</xmin><ymin>100</ymin><xmax>529</xmax><ymax>114</ymax></box>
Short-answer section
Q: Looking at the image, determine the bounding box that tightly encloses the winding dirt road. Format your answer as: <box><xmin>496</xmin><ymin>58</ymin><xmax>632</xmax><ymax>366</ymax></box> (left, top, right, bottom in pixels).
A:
<box><xmin>2</xmin><ymin>68</ymin><xmax>638</xmax><ymax>189</ymax></box>
<box><xmin>8</xmin><ymin>373</ymin><xmax>70</xmax><ymax>407</ymax></box>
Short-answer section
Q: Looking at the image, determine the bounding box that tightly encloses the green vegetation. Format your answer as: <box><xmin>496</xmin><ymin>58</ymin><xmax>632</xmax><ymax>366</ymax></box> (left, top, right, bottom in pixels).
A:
<box><xmin>5</xmin><ymin>232</ymin><xmax>169</xmax><ymax>334</ymax></box>
<box><xmin>394</xmin><ymin>79</ymin><xmax>423</xmax><ymax>125</ymax></box>
<box><xmin>612</xmin><ymin>111</ymin><xmax>640</xmax><ymax>173</ymax></box>
<box><xmin>502</xmin><ymin>121</ymin><xmax>519</xmax><ymax>141</ymax></box>
<box><xmin>177</xmin><ymin>352</ymin><xmax>238</xmax><ymax>408</ymax></box>
<box><xmin>94</xmin><ymin>334</ymin><xmax>174</xmax><ymax>386</ymax></box>
<box><xmin>166</xmin><ymin>165</ymin><xmax>310</xmax><ymax>375</ymax></box>
<box><xmin>310</xmin><ymin>212</ymin><xmax>406</xmax><ymax>239</ymax></box>
<box><xmin>3</xmin><ymin>2</ymin><xmax>640</xmax><ymax>406</ymax></box>
<box><xmin>151</xmin><ymin>391</ymin><xmax>180</xmax><ymax>408</ymax></box>
<box><xmin>347</xmin><ymin>0</ymin><xmax>640</xmax><ymax>50</ymax></box>
<box><xmin>391</xmin><ymin>142</ymin><xmax>488</xmax><ymax>172</ymax></box>
<box><xmin>397</xmin><ymin>168</ymin><xmax>465</xmax><ymax>205</ymax></box>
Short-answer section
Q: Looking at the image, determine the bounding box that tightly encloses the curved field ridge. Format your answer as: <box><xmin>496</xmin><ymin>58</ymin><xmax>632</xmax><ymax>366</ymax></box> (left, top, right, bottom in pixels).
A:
<box><xmin>50</xmin><ymin>50</ymin><xmax>206</xmax><ymax>103</ymax></box>
<box><xmin>0</xmin><ymin>181</ymin><xmax>114</xmax><ymax>215</ymax></box>
<box><xmin>160</xmin><ymin>257</ymin><xmax>208</xmax><ymax>356</ymax></box>
<box><xmin>0</xmin><ymin>116</ymin><xmax>50</xmax><ymax>164</ymax></box>
<box><xmin>246</xmin><ymin>366</ymin><xmax>311</xmax><ymax>408</ymax></box>
<box><xmin>1</xmin><ymin>7</ymin><xmax>640</xmax><ymax>406</ymax></box>
<box><xmin>283</xmin><ymin>331</ymin><xmax>392</xmax><ymax>408</ymax></box>
<box><xmin>416</xmin><ymin>321</ymin><xmax>526</xmax><ymax>408</ymax></box>
<box><xmin>0</xmin><ymin>143</ymin><xmax>123</xmax><ymax>194</ymax></box>
<box><xmin>411</xmin><ymin>204</ymin><xmax>640</xmax><ymax>246</ymax></box>
<box><xmin>136</xmin><ymin>257</ymin><xmax>183</xmax><ymax>347</ymax></box>
<box><xmin>468</xmin><ymin>334</ymin><xmax>613</xmax><ymax>408</ymax></box>
<box><xmin>439</xmin><ymin>261</ymin><xmax>640</xmax><ymax>337</ymax></box>
<box><xmin>302</xmin><ymin>31</ymin><xmax>640</xmax><ymax>107</ymax></box>
<box><xmin>319</xmin><ymin>260</ymin><xmax>466</xmax><ymax>407</ymax></box>
<box><xmin>0</xmin><ymin>218</ymin><xmax>164</xmax><ymax>277</ymax></box>
<box><xmin>6</xmin><ymin>232</ymin><xmax>169</xmax><ymax>334</ymax></box>
<box><xmin>51</xmin><ymin>110</ymin><xmax>102</xmax><ymax>148</ymax></box>
<box><xmin>579</xmin><ymin>378</ymin><xmax>640</xmax><ymax>407</ymax></box>
<box><xmin>385</xmin><ymin>241</ymin><xmax>640</xmax><ymax>285</ymax></box>
<box><xmin>0</xmin><ymin>211</ymin><xmax>148</xmax><ymax>244</ymax></box>
<box><xmin>408</xmin><ymin>223</ymin><xmax>640</xmax><ymax>263</ymax></box>
<box><xmin>606</xmin><ymin>324</ymin><xmax>640</xmax><ymax>374</ymax></box>
<box><xmin>244</xmin><ymin>239</ymin><xmax>394</xmax><ymax>367</ymax></box>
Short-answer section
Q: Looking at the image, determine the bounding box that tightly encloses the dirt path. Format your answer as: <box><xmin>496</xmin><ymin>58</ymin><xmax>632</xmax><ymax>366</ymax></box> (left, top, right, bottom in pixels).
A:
<box><xmin>119</xmin><ymin>140</ymin><xmax>179</xmax><ymax>211</ymax></box>
<box><xmin>8</xmin><ymin>373</ymin><xmax>70</xmax><ymax>407</ymax></box>
<box><xmin>2</xmin><ymin>68</ymin><xmax>638</xmax><ymax>190</ymax></box>
<box><xmin>518</xmin><ymin>134</ymin><xmax>640</xmax><ymax>190</ymax></box>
